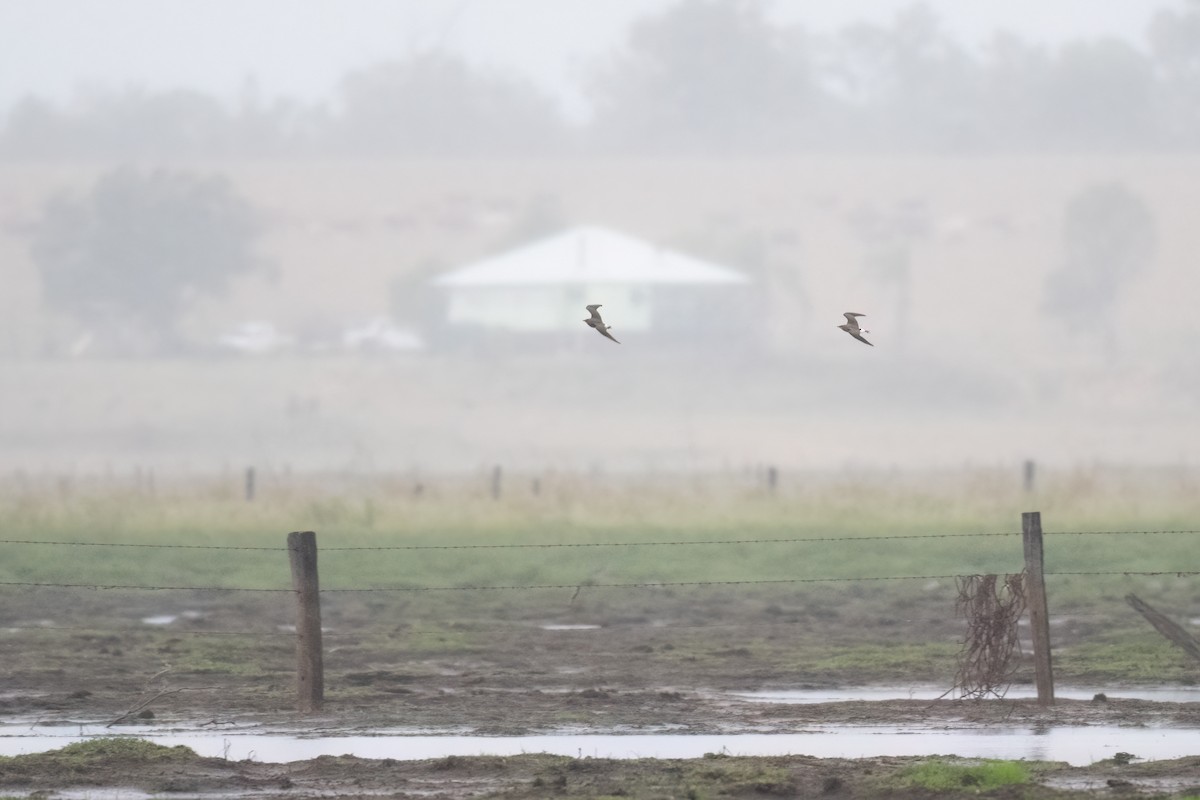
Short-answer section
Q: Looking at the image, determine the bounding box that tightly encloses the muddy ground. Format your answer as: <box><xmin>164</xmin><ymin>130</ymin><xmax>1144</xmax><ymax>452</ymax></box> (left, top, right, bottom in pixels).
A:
<box><xmin>3</xmin><ymin>739</ymin><xmax>1200</xmax><ymax>799</ymax></box>
<box><xmin>3</xmin><ymin>589</ymin><xmax>1199</xmax><ymax>798</ymax></box>
<box><xmin>7</xmin><ymin>743</ymin><xmax>1200</xmax><ymax>800</ymax></box>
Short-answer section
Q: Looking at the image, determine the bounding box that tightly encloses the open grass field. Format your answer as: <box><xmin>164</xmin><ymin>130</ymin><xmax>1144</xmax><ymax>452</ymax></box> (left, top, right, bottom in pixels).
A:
<box><xmin>2</xmin><ymin>467</ymin><xmax>1198</xmax><ymax>695</ymax></box>
<box><xmin>3</xmin><ymin>464</ymin><xmax>1199</xmax><ymax>587</ymax></box>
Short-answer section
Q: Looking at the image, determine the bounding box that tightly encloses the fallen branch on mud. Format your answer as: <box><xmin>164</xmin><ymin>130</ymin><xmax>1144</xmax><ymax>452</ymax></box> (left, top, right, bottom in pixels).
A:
<box><xmin>106</xmin><ymin>686</ymin><xmax>221</xmax><ymax>727</ymax></box>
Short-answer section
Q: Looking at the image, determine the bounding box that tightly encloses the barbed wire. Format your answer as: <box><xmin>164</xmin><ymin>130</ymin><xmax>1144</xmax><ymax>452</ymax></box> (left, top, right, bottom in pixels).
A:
<box><xmin>320</xmin><ymin>532</ymin><xmax>1021</xmax><ymax>550</ymax></box>
<box><xmin>0</xmin><ymin>539</ymin><xmax>282</xmax><ymax>551</ymax></box>
<box><xmin>1</xmin><ymin>570</ymin><xmax>1195</xmax><ymax>594</ymax></box>
<box><xmin>0</xmin><ymin>581</ymin><xmax>290</xmax><ymax>592</ymax></box>
<box><xmin>5</xmin><ymin>612</ymin><xmax>1128</xmax><ymax>638</ymax></box>
<box><xmin>1045</xmin><ymin>530</ymin><xmax>1200</xmax><ymax>537</ymax></box>
<box><xmin>1050</xmin><ymin>570</ymin><xmax>1200</xmax><ymax>577</ymax></box>
<box><xmin>0</xmin><ymin>529</ymin><xmax>1197</xmax><ymax>553</ymax></box>
<box><xmin>0</xmin><ymin>623</ymin><xmax>352</xmax><ymax>637</ymax></box>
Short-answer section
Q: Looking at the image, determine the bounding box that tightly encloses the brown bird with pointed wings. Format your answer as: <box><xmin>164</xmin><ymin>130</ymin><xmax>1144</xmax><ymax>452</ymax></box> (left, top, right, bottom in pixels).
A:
<box><xmin>584</xmin><ymin>304</ymin><xmax>620</xmax><ymax>343</ymax></box>
<box><xmin>838</xmin><ymin>312</ymin><xmax>873</xmax><ymax>346</ymax></box>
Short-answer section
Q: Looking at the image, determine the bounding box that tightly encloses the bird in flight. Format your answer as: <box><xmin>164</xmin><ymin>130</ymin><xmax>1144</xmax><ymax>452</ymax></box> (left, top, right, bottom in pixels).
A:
<box><xmin>838</xmin><ymin>312</ymin><xmax>873</xmax><ymax>346</ymax></box>
<box><xmin>584</xmin><ymin>304</ymin><xmax>620</xmax><ymax>343</ymax></box>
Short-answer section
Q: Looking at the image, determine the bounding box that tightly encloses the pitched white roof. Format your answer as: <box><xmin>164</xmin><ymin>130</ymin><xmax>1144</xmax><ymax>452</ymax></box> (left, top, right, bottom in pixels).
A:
<box><xmin>432</xmin><ymin>225</ymin><xmax>749</xmax><ymax>287</ymax></box>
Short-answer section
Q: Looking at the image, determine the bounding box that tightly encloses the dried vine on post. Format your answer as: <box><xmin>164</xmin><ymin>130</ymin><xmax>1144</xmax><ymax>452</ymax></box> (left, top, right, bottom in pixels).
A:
<box><xmin>952</xmin><ymin>573</ymin><xmax>1027</xmax><ymax>698</ymax></box>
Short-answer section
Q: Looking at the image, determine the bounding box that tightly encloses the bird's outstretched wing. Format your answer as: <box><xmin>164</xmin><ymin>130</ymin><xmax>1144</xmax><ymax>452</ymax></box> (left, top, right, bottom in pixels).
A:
<box><xmin>843</xmin><ymin>312</ymin><xmax>865</xmax><ymax>327</ymax></box>
<box><xmin>849</xmin><ymin>330</ymin><xmax>873</xmax><ymax>346</ymax></box>
<box><xmin>583</xmin><ymin>304</ymin><xmax>619</xmax><ymax>342</ymax></box>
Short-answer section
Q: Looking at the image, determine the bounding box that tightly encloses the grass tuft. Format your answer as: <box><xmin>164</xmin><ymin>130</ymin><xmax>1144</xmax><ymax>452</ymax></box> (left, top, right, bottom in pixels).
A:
<box><xmin>896</xmin><ymin>758</ymin><xmax>1032</xmax><ymax>791</ymax></box>
<box><xmin>0</xmin><ymin>738</ymin><xmax>197</xmax><ymax>767</ymax></box>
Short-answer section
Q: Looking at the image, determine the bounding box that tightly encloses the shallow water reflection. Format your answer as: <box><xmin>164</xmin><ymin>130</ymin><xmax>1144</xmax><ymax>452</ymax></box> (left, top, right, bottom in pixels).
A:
<box><xmin>0</xmin><ymin>724</ymin><xmax>1194</xmax><ymax>765</ymax></box>
<box><xmin>729</xmin><ymin>685</ymin><xmax>1200</xmax><ymax>704</ymax></box>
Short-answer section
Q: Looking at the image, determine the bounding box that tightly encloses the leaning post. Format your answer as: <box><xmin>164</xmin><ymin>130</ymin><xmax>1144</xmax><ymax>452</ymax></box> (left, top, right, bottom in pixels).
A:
<box><xmin>1022</xmin><ymin>511</ymin><xmax>1054</xmax><ymax>705</ymax></box>
<box><xmin>287</xmin><ymin>530</ymin><xmax>324</xmax><ymax>712</ymax></box>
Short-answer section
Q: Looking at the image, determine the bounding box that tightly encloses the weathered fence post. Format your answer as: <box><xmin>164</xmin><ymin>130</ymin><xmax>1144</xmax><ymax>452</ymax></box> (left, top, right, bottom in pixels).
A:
<box><xmin>766</xmin><ymin>465</ymin><xmax>778</xmax><ymax>494</ymax></box>
<box><xmin>1023</xmin><ymin>460</ymin><xmax>1036</xmax><ymax>493</ymax></box>
<box><xmin>245</xmin><ymin>467</ymin><xmax>256</xmax><ymax>502</ymax></box>
<box><xmin>491</xmin><ymin>465</ymin><xmax>502</xmax><ymax>500</ymax></box>
<box><xmin>1021</xmin><ymin>511</ymin><xmax>1054</xmax><ymax>705</ymax></box>
<box><xmin>287</xmin><ymin>530</ymin><xmax>324</xmax><ymax>712</ymax></box>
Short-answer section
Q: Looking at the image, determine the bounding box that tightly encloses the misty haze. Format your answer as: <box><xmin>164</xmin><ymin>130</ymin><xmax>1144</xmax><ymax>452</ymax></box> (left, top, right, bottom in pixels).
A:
<box><xmin>2</xmin><ymin>3</ymin><xmax>1200</xmax><ymax>792</ymax></box>
<box><xmin>1</xmin><ymin>1</ymin><xmax>1198</xmax><ymax>475</ymax></box>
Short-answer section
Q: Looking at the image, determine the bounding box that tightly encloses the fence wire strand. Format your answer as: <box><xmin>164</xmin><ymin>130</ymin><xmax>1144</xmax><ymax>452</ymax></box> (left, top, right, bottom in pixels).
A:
<box><xmin>1</xmin><ymin>570</ymin><xmax>1196</xmax><ymax>594</ymax></box>
<box><xmin>319</xmin><ymin>532</ymin><xmax>1022</xmax><ymax>550</ymax></box>
<box><xmin>0</xmin><ymin>530</ymin><xmax>1197</xmax><ymax>553</ymax></box>
<box><xmin>0</xmin><ymin>539</ymin><xmax>282</xmax><ymax>550</ymax></box>
<box><xmin>1</xmin><ymin>623</ymin><xmax>353</xmax><ymax>637</ymax></box>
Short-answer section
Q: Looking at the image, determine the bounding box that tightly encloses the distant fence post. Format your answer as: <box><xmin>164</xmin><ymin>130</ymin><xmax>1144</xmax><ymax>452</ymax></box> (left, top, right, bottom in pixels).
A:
<box><xmin>491</xmin><ymin>465</ymin><xmax>502</xmax><ymax>500</ymax></box>
<box><xmin>1023</xmin><ymin>460</ymin><xmax>1036</xmax><ymax>493</ymax></box>
<box><xmin>1021</xmin><ymin>511</ymin><xmax>1054</xmax><ymax>705</ymax></box>
<box><xmin>287</xmin><ymin>530</ymin><xmax>324</xmax><ymax>713</ymax></box>
<box><xmin>245</xmin><ymin>467</ymin><xmax>256</xmax><ymax>502</ymax></box>
<box><xmin>766</xmin><ymin>465</ymin><xmax>778</xmax><ymax>494</ymax></box>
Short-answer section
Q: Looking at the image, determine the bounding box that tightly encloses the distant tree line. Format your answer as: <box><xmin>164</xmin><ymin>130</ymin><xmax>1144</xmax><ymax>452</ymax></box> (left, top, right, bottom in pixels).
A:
<box><xmin>32</xmin><ymin>166</ymin><xmax>262</xmax><ymax>355</ymax></box>
<box><xmin>3</xmin><ymin>0</ymin><xmax>1199</xmax><ymax>159</ymax></box>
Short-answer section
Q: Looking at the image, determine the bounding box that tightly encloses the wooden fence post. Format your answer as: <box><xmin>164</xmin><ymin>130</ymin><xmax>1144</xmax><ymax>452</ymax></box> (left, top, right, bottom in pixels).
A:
<box><xmin>1021</xmin><ymin>511</ymin><xmax>1054</xmax><ymax>705</ymax></box>
<box><xmin>1023</xmin><ymin>460</ymin><xmax>1036</xmax><ymax>493</ymax></box>
<box><xmin>245</xmin><ymin>467</ymin><xmax>256</xmax><ymax>502</ymax></box>
<box><xmin>287</xmin><ymin>530</ymin><xmax>324</xmax><ymax>712</ymax></box>
<box><xmin>491</xmin><ymin>465</ymin><xmax>502</xmax><ymax>500</ymax></box>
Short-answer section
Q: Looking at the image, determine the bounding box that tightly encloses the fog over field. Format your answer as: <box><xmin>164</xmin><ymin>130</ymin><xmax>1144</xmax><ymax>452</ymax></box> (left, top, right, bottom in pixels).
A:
<box><xmin>2</xmin><ymin>0</ymin><xmax>1199</xmax><ymax>476</ymax></box>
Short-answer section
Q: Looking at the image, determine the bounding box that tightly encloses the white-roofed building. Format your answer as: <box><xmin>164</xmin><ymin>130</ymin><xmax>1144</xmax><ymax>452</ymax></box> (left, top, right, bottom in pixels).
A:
<box><xmin>429</xmin><ymin>225</ymin><xmax>754</xmax><ymax>349</ymax></box>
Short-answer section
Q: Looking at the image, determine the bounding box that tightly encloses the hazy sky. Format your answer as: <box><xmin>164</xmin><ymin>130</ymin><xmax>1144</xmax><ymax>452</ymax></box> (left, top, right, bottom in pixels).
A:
<box><xmin>0</xmin><ymin>0</ymin><xmax>1177</xmax><ymax>118</ymax></box>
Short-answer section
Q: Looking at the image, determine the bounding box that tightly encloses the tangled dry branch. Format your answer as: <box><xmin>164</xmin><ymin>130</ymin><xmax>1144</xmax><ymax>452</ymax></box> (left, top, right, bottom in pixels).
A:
<box><xmin>952</xmin><ymin>573</ymin><xmax>1027</xmax><ymax>699</ymax></box>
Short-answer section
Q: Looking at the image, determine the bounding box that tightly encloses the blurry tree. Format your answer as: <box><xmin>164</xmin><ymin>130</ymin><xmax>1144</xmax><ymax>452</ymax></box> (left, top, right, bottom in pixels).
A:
<box><xmin>1043</xmin><ymin>183</ymin><xmax>1156</xmax><ymax>357</ymax></box>
<box><xmin>976</xmin><ymin>33</ymin><xmax>1053</xmax><ymax>150</ymax></box>
<box><xmin>1037</xmin><ymin>39</ymin><xmax>1156</xmax><ymax>149</ymax></box>
<box><xmin>826</xmin><ymin>4</ymin><xmax>978</xmax><ymax>150</ymax></box>
<box><xmin>0</xmin><ymin>87</ymin><xmax>314</xmax><ymax>160</ymax></box>
<box><xmin>32</xmin><ymin>166</ymin><xmax>261</xmax><ymax>353</ymax></box>
<box><xmin>2</xmin><ymin>90</ymin><xmax>232</xmax><ymax>159</ymax></box>
<box><xmin>6</xmin><ymin>2</ymin><xmax>1200</xmax><ymax>157</ymax></box>
<box><xmin>585</xmin><ymin>0</ymin><xmax>824</xmax><ymax>153</ymax></box>
<box><xmin>335</xmin><ymin>53</ymin><xmax>567</xmax><ymax>155</ymax></box>
<box><xmin>0</xmin><ymin>97</ymin><xmax>73</xmax><ymax>157</ymax></box>
<box><xmin>1148</xmin><ymin>0</ymin><xmax>1200</xmax><ymax>147</ymax></box>
<box><xmin>80</xmin><ymin>89</ymin><xmax>234</xmax><ymax>158</ymax></box>
<box><xmin>230</xmin><ymin>77</ymin><xmax>318</xmax><ymax>157</ymax></box>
